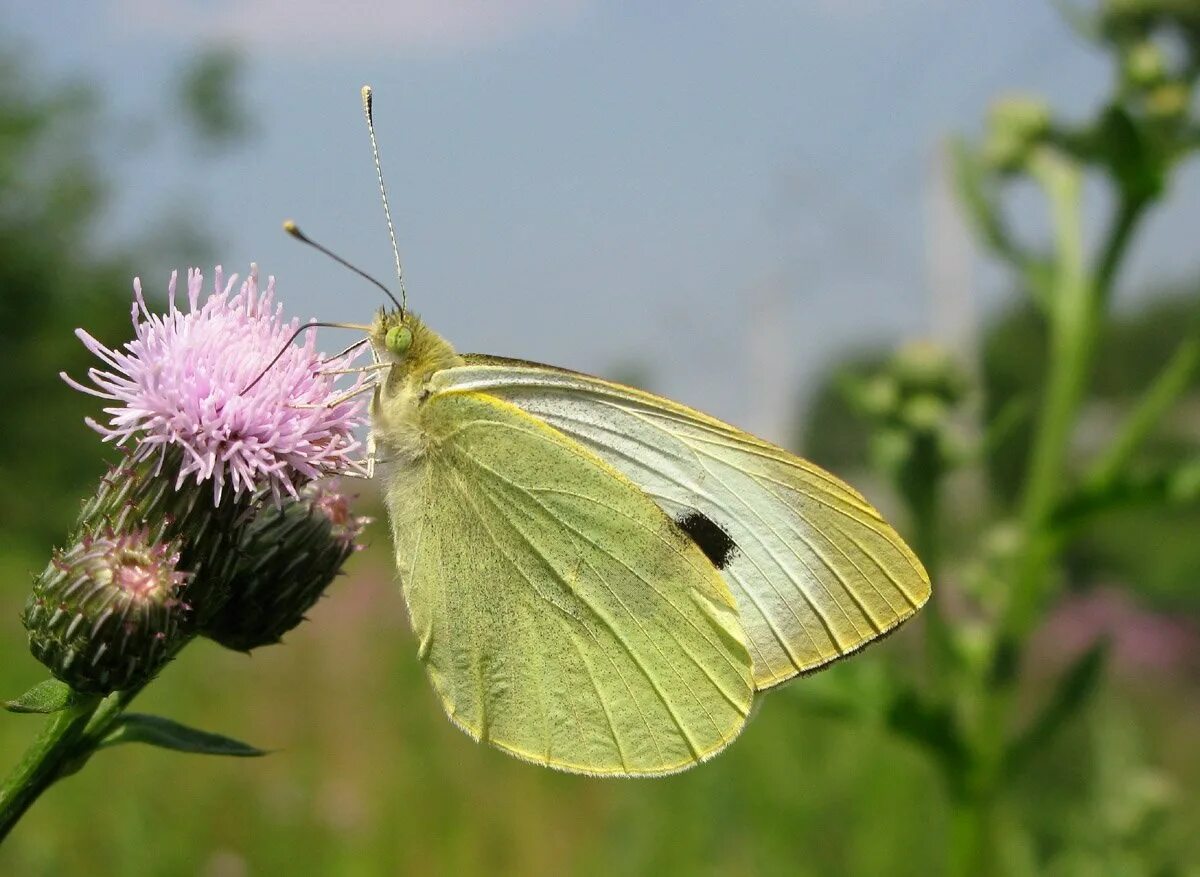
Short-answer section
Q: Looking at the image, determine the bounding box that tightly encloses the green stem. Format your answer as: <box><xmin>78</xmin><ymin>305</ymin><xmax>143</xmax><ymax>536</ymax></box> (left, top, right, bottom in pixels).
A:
<box><xmin>1087</xmin><ymin>324</ymin><xmax>1200</xmax><ymax>490</ymax></box>
<box><xmin>0</xmin><ymin>656</ymin><xmax>167</xmax><ymax>842</ymax></box>
<box><xmin>948</xmin><ymin>793</ymin><xmax>998</xmax><ymax>877</ymax></box>
<box><xmin>955</xmin><ymin>165</ymin><xmax>1147</xmax><ymax>872</ymax></box>
<box><xmin>1093</xmin><ymin>196</ymin><xmax>1145</xmax><ymax>309</ymax></box>
<box><xmin>1008</xmin><ymin>160</ymin><xmax>1146</xmax><ymax>635</ymax></box>
<box><xmin>902</xmin><ymin>458</ymin><xmax>958</xmax><ymax>685</ymax></box>
<box><xmin>1018</xmin><ymin>154</ymin><xmax>1087</xmax><ymax>533</ymax></box>
<box><xmin>0</xmin><ymin>694</ymin><xmax>102</xmax><ymax>842</ymax></box>
<box><xmin>1008</xmin><ymin>152</ymin><xmax>1089</xmax><ymax>634</ymax></box>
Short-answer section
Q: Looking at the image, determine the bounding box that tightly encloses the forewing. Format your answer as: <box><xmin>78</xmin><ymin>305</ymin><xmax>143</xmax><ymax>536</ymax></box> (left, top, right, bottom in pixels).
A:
<box><xmin>433</xmin><ymin>357</ymin><xmax>931</xmax><ymax>691</ymax></box>
<box><xmin>386</xmin><ymin>389</ymin><xmax>754</xmax><ymax>776</ymax></box>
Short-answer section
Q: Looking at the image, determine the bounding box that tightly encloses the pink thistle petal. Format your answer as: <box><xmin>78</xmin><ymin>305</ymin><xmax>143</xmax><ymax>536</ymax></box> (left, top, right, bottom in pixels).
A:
<box><xmin>63</xmin><ymin>266</ymin><xmax>369</xmax><ymax>503</ymax></box>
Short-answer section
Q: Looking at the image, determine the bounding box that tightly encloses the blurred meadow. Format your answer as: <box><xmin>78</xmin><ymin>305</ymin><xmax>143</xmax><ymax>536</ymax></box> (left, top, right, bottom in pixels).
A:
<box><xmin>2</xmin><ymin>2</ymin><xmax>1200</xmax><ymax>875</ymax></box>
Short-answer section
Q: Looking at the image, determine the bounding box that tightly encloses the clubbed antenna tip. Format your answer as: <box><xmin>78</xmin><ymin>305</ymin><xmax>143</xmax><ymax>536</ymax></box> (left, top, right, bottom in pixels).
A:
<box><xmin>360</xmin><ymin>84</ymin><xmax>406</xmax><ymax>314</ymax></box>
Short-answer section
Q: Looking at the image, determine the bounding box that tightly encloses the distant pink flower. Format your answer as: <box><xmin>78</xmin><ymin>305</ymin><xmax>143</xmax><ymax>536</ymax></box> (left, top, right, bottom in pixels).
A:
<box><xmin>63</xmin><ymin>266</ymin><xmax>367</xmax><ymax>503</ymax></box>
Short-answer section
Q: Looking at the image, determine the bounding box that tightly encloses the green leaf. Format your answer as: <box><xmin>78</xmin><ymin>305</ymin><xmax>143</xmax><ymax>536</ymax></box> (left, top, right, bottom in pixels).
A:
<box><xmin>1097</xmin><ymin>105</ymin><xmax>1164</xmax><ymax>201</ymax></box>
<box><xmin>99</xmin><ymin>713</ymin><xmax>268</xmax><ymax>757</ymax></box>
<box><xmin>950</xmin><ymin>139</ymin><xmax>1014</xmax><ymax>259</ymax></box>
<box><xmin>885</xmin><ymin>686</ymin><xmax>969</xmax><ymax>776</ymax></box>
<box><xmin>4</xmin><ymin>679</ymin><xmax>78</xmax><ymax>714</ymax></box>
<box><xmin>789</xmin><ymin>658</ymin><xmax>896</xmax><ymax>724</ymax></box>
<box><xmin>1050</xmin><ymin>0</ymin><xmax>1101</xmax><ymax>43</ymax></box>
<box><xmin>1006</xmin><ymin>639</ymin><xmax>1109</xmax><ymax>773</ymax></box>
<box><xmin>1052</xmin><ymin>457</ymin><xmax>1200</xmax><ymax>534</ymax></box>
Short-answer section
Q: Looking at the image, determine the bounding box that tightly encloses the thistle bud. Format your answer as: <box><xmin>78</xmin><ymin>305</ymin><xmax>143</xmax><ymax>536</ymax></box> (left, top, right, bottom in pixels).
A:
<box><xmin>900</xmin><ymin>394</ymin><xmax>950</xmax><ymax>434</ymax></box>
<box><xmin>1124</xmin><ymin>41</ymin><xmax>1167</xmax><ymax>89</ymax></box>
<box><xmin>23</xmin><ymin>529</ymin><xmax>189</xmax><ymax>694</ymax></box>
<box><xmin>983</xmin><ymin>94</ymin><xmax>1052</xmax><ymax>173</ymax></box>
<box><xmin>890</xmin><ymin>341</ymin><xmax>968</xmax><ymax>404</ymax></box>
<box><xmin>1145</xmin><ymin>82</ymin><xmax>1190</xmax><ymax>121</ymax></box>
<box><xmin>79</xmin><ymin>451</ymin><xmax>257</xmax><ymax>627</ymax></box>
<box><xmin>856</xmin><ymin>374</ymin><xmax>901</xmax><ymax>419</ymax></box>
<box><xmin>201</xmin><ymin>484</ymin><xmax>368</xmax><ymax>652</ymax></box>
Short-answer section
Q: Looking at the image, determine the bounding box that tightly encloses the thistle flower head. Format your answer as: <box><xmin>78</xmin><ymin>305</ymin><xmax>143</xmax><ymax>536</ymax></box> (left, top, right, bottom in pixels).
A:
<box><xmin>202</xmin><ymin>480</ymin><xmax>370</xmax><ymax>652</ymax></box>
<box><xmin>64</xmin><ymin>267</ymin><xmax>368</xmax><ymax>503</ymax></box>
<box><xmin>24</xmin><ymin>528</ymin><xmax>191</xmax><ymax>693</ymax></box>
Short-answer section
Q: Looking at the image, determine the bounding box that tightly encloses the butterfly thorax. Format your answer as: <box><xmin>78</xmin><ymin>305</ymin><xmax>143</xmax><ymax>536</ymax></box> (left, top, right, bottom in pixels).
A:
<box><xmin>368</xmin><ymin>309</ymin><xmax>463</xmax><ymax>463</ymax></box>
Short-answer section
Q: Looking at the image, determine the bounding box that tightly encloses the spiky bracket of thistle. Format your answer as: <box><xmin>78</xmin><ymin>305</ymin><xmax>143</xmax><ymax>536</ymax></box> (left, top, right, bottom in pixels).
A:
<box><xmin>22</xmin><ymin>266</ymin><xmax>371</xmax><ymax>695</ymax></box>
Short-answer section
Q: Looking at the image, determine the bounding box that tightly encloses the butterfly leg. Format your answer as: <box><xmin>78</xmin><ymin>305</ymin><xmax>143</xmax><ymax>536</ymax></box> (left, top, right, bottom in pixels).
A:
<box><xmin>290</xmin><ymin>381</ymin><xmax>378</xmax><ymax>410</ymax></box>
<box><xmin>365</xmin><ymin>429</ymin><xmax>377</xmax><ymax>479</ymax></box>
<box><xmin>338</xmin><ymin>382</ymin><xmax>387</xmax><ymax>480</ymax></box>
<box><xmin>318</xmin><ymin>336</ymin><xmax>370</xmax><ymax>366</ymax></box>
<box><xmin>317</xmin><ymin>362</ymin><xmax>391</xmax><ymax>377</ymax></box>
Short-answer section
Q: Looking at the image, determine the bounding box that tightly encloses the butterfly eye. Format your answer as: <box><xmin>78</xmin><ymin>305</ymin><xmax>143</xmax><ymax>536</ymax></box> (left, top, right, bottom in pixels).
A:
<box><xmin>386</xmin><ymin>325</ymin><xmax>413</xmax><ymax>356</ymax></box>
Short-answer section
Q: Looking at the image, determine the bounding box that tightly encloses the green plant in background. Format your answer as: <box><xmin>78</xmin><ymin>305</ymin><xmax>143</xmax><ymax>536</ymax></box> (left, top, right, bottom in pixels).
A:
<box><xmin>807</xmin><ymin>2</ymin><xmax>1200</xmax><ymax>873</ymax></box>
<box><xmin>4</xmin><ymin>5</ymin><xmax>1200</xmax><ymax>872</ymax></box>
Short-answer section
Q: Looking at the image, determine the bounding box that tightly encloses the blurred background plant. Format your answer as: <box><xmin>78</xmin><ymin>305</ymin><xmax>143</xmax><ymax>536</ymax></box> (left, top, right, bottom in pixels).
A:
<box><xmin>801</xmin><ymin>2</ymin><xmax>1200</xmax><ymax>873</ymax></box>
<box><xmin>1</xmin><ymin>1</ymin><xmax>1199</xmax><ymax>875</ymax></box>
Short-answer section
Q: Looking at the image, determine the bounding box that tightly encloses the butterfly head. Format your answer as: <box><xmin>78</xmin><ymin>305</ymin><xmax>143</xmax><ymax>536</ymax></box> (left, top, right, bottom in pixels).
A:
<box><xmin>369</xmin><ymin>309</ymin><xmax>460</xmax><ymax>392</ymax></box>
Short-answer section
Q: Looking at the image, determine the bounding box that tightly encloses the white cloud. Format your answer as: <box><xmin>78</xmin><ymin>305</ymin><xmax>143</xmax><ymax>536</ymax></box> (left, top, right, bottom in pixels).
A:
<box><xmin>111</xmin><ymin>0</ymin><xmax>590</xmax><ymax>54</ymax></box>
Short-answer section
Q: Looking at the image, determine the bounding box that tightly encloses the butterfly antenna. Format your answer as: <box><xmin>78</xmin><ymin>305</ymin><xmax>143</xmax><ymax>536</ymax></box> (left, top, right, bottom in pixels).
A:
<box><xmin>362</xmin><ymin>85</ymin><xmax>407</xmax><ymax>314</ymax></box>
<box><xmin>241</xmin><ymin>320</ymin><xmax>372</xmax><ymax>395</ymax></box>
<box><xmin>283</xmin><ymin>220</ymin><xmax>402</xmax><ymax>311</ymax></box>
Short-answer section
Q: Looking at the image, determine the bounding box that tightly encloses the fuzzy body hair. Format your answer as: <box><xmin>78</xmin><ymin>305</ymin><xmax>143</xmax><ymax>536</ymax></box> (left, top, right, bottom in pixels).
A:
<box><xmin>368</xmin><ymin>309</ymin><xmax>462</xmax><ymax>466</ymax></box>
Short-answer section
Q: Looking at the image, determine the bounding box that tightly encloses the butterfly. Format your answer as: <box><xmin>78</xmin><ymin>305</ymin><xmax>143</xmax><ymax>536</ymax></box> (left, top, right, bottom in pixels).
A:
<box><xmin>307</xmin><ymin>87</ymin><xmax>930</xmax><ymax>777</ymax></box>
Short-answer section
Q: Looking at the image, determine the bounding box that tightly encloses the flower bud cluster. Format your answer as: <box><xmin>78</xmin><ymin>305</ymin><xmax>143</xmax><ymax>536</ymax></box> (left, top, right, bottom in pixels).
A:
<box><xmin>24</xmin><ymin>268</ymin><xmax>371</xmax><ymax>695</ymax></box>
<box><xmin>846</xmin><ymin>342</ymin><xmax>970</xmax><ymax>481</ymax></box>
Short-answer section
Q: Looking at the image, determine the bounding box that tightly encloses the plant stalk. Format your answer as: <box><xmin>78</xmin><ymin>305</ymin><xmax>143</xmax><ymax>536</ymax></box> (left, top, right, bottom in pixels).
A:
<box><xmin>0</xmin><ymin>694</ymin><xmax>102</xmax><ymax>842</ymax></box>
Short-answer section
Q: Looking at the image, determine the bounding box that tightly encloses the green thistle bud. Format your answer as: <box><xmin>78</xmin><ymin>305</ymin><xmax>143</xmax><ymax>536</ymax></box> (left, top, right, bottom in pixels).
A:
<box><xmin>870</xmin><ymin>427</ymin><xmax>913</xmax><ymax>475</ymax></box>
<box><xmin>983</xmin><ymin>94</ymin><xmax>1052</xmax><ymax>173</ymax></box>
<box><xmin>79</xmin><ymin>451</ymin><xmax>258</xmax><ymax>627</ymax></box>
<box><xmin>890</xmin><ymin>342</ymin><xmax>967</xmax><ymax>403</ymax></box>
<box><xmin>1145</xmin><ymin>82</ymin><xmax>1190</xmax><ymax>120</ymax></box>
<box><xmin>22</xmin><ymin>453</ymin><xmax>258</xmax><ymax>694</ymax></box>
<box><xmin>857</xmin><ymin>374</ymin><xmax>901</xmax><ymax>419</ymax></box>
<box><xmin>23</xmin><ymin>529</ymin><xmax>189</xmax><ymax>694</ymax></box>
<box><xmin>1124</xmin><ymin>41</ymin><xmax>1167</xmax><ymax>89</ymax></box>
<box><xmin>201</xmin><ymin>484</ymin><xmax>368</xmax><ymax>652</ymax></box>
<box><xmin>900</xmin><ymin>394</ymin><xmax>949</xmax><ymax>433</ymax></box>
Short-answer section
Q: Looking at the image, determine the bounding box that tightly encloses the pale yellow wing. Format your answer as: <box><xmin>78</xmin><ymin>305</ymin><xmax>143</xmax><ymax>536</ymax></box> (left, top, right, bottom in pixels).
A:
<box><xmin>431</xmin><ymin>357</ymin><xmax>931</xmax><ymax>691</ymax></box>
<box><xmin>384</xmin><ymin>388</ymin><xmax>754</xmax><ymax>776</ymax></box>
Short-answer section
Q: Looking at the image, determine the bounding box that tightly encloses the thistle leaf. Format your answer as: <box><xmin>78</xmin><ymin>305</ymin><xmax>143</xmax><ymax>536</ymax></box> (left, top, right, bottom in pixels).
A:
<box><xmin>886</xmin><ymin>686</ymin><xmax>970</xmax><ymax>782</ymax></box>
<box><xmin>1006</xmin><ymin>639</ymin><xmax>1108</xmax><ymax>773</ymax></box>
<box><xmin>4</xmin><ymin>679</ymin><xmax>78</xmax><ymax>714</ymax></box>
<box><xmin>99</xmin><ymin>713</ymin><xmax>268</xmax><ymax>757</ymax></box>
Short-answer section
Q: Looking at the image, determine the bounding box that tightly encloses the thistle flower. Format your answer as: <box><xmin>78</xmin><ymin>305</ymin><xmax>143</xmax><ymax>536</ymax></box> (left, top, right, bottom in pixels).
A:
<box><xmin>26</xmin><ymin>267</ymin><xmax>373</xmax><ymax>693</ymax></box>
<box><xmin>24</xmin><ymin>528</ymin><xmax>189</xmax><ymax>694</ymax></box>
<box><xmin>202</xmin><ymin>481</ymin><xmax>370</xmax><ymax>652</ymax></box>
<box><xmin>63</xmin><ymin>266</ymin><xmax>368</xmax><ymax>503</ymax></box>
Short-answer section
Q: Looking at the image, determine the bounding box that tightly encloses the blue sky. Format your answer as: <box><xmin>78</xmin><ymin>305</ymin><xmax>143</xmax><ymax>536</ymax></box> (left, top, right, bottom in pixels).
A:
<box><xmin>8</xmin><ymin>2</ymin><xmax>1200</xmax><ymax>442</ymax></box>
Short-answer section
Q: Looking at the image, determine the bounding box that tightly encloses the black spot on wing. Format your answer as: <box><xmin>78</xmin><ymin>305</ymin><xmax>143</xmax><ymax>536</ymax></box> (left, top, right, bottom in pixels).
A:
<box><xmin>675</xmin><ymin>511</ymin><xmax>738</xmax><ymax>570</ymax></box>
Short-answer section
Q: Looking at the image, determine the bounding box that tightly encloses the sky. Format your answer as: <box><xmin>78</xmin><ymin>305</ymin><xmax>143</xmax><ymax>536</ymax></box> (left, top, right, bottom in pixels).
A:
<box><xmin>7</xmin><ymin>1</ymin><xmax>1200</xmax><ymax>443</ymax></box>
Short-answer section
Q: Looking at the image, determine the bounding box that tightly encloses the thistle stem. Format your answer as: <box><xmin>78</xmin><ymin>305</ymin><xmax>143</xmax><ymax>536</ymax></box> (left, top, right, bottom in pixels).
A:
<box><xmin>0</xmin><ymin>694</ymin><xmax>103</xmax><ymax>842</ymax></box>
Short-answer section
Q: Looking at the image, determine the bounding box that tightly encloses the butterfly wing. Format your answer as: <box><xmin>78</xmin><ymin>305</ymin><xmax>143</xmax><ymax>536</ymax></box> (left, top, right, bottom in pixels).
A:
<box><xmin>432</xmin><ymin>357</ymin><xmax>931</xmax><ymax>692</ymax></box>
<box><xmin>387</xmin><ymin>387</ymin><xmax>754</xmax><ymax>776</ymax></box>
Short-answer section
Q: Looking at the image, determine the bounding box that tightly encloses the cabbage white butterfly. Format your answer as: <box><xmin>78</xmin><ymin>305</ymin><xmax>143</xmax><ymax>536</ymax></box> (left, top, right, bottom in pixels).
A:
<box><xmin>299</xmin><ymin>87</ymin><xmax>930</xmax><ymax>777</ymax></box>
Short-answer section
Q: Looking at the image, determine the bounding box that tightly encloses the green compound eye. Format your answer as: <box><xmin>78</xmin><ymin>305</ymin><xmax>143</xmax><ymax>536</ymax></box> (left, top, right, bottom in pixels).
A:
<box><xmin>386</xmin><ymin>324</ymin><xmax>413</xmax><ymax>356</ymax></box>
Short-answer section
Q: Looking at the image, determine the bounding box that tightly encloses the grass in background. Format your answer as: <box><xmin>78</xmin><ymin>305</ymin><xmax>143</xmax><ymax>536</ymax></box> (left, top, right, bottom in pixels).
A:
<box><xmin>2</xmin><ymin>509</ymin><xmax>1196</xmax><ymax>876</ymax></box>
